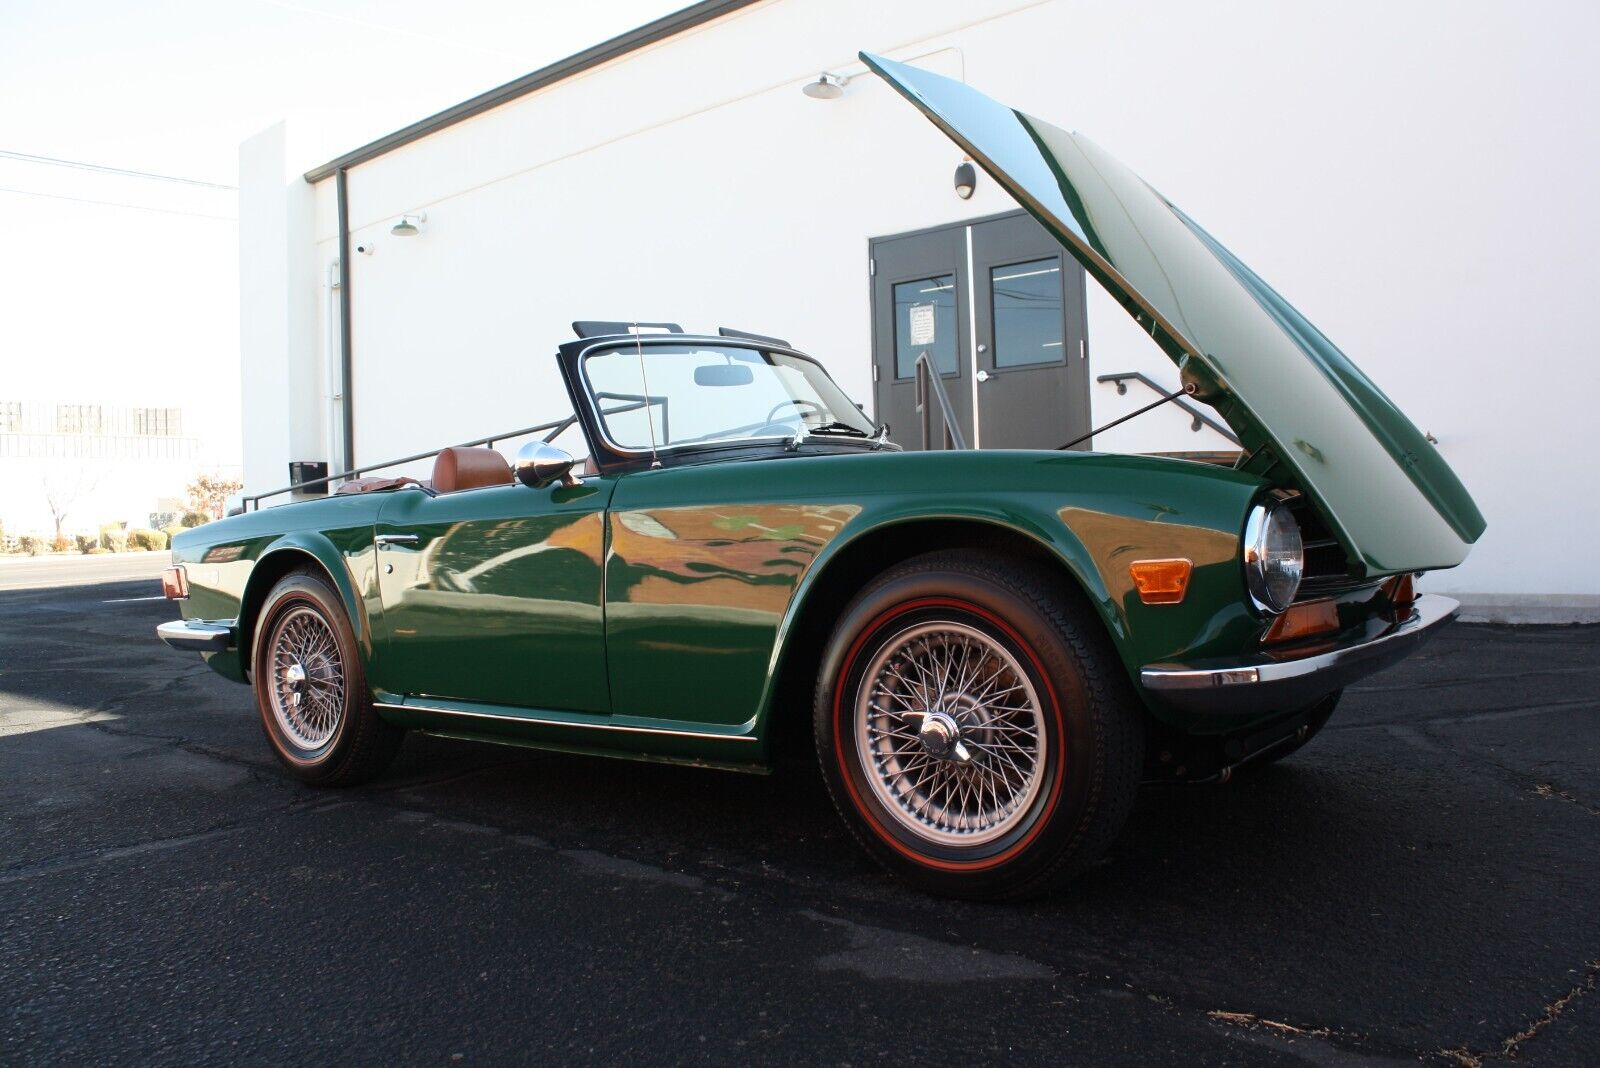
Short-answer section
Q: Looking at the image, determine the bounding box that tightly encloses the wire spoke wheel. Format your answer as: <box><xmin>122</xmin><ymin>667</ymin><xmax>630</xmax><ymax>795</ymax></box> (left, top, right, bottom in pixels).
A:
<box><xmin>854</xmin><ymin>620</ymin><xmax>1047</xmax><ymax>848</ymax></box>
<box><xmin>266</xmin><ymin>605</ymin><xmax>345</xmax><ymax>752</ymax></box>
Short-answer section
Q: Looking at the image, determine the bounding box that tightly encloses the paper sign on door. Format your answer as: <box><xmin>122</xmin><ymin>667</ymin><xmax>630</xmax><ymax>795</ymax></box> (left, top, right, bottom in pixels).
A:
<box><xmin>908</xmin><ymin>303</ymin><xmax>937</xmax><ymax>347</ymax></box>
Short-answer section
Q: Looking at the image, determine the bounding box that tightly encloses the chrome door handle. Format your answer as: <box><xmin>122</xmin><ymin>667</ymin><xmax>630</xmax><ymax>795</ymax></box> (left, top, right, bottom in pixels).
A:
<box><xmin>976</xmin><ymin>370</ymin><xmax>994</xmax><ymax>383</ymax></box>
<box><xmin>375</xmin><ymin>533</ymin><xmax>419</xmax><ymax>547</ymax></box>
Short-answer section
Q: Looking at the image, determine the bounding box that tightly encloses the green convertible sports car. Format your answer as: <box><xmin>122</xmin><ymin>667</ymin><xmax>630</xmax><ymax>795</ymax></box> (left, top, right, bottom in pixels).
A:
<box><xmin>158</xmin><ymin>55</ymin><xmax>1483</xmax><ymax>898</ymax></box>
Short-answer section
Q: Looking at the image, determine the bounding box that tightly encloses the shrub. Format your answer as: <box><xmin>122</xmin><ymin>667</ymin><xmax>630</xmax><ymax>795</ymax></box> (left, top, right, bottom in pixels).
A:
<box><xmin>180</xmin><ymin>511</ymin><xmax>209</xmax><ymax>528</ymax></box>
<box><xmin>86</xmin><ymin>546</ymin><xmax>110</xmax><ymax>555</ymax></box>
<box><xmin>162</xmin><ymin>524</ymin><xmax>185</xmax><ymax>543</ymax></box>
<box><xmin>51</xmin><ymin>534</ymin><xmax>71</xmax><ymax>554</ymax></box>
<box><xmin>75</xmin><ymin>534</ymin><xmax>96</xmax><ymax>554</ymax></box>
<box><xmin>99</xmin><ymin>524</ymin><xmax>127</xmax><ymax>553</ymax></box>
<box><xmin>126</xmin><ymin>527</ymin><xmax>168</xmax><ymax>552</ymax></box>
<box><xmin>19</xmin><ymin>535</ymin><xmax>46</xmax><ymax>556</ymax></box>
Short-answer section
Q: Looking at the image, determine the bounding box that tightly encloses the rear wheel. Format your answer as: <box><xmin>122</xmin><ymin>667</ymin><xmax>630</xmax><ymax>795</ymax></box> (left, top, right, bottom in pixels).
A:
<box><xmin>814</xmin><ymin>551</ymin><xmax>1143</xmax><ymax>900</ymax></box>
<box><xmin>251</xmin><ymin>568</ymin><xmax>402</xmax><ymax>785</ymax></box>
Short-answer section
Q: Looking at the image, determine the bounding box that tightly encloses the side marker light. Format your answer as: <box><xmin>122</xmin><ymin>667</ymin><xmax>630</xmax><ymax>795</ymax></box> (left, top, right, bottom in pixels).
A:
<box><xmin>1129</xmin><ymin>559</ymin><xmax>1192</xmax><ymax>605</ymax></box>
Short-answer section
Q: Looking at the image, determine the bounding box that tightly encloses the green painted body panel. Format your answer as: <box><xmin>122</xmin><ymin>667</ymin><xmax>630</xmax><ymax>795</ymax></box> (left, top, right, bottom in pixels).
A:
<box><xmin>597</xmin><ymin>450</ymin><xmax>1265</xmax><ymax>739</ymax></box>
<box><xmin>861</xmin><ymin>52</ymin><xmax>1485</xmax><ymax>576</ymax></box>
<box><xmin>373</xmin><ymin>481</ymin><xmax>614</xmax><ymax>714</ymax></box>
<box><xmin>170</xmin><ymin>494</ymin><xmax>388</xmax><ymax>681</ymax></box>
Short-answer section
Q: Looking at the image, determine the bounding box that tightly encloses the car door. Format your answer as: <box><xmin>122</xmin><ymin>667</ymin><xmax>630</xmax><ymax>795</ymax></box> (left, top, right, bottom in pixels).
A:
<box><xmin>602</xmin><ymin>463</ymin><xmax>859</xmax><ymax>728</ymax></box>
<box><xmin>373</xmin><ymin>478</ymin><xmax>615</xmax><ymax>714</ymax></box>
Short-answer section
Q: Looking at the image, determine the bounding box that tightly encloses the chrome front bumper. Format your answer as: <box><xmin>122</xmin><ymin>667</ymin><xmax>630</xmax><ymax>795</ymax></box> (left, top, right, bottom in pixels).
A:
<box><xmin>157</xmin><ymin>619</ymin><xmax>234</xmax><ymax>653</ymax></box>
<box><xmin>1141</xmin><ymin>594</ymin><xmax>1458</xmax><ymax>716</ymax></box>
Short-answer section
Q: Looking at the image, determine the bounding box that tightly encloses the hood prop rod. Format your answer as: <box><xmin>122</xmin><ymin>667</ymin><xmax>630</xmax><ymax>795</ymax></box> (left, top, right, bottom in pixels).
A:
<box><xmin>1057</xmin><ymin>382</ymin><xmax>1198</xmax><ymax>451</ymax></box>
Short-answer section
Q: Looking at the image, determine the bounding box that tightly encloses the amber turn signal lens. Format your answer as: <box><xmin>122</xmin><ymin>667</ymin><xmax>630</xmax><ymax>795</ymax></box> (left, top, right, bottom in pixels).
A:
<box><xmin>1383</xmin><ymin>573</ymin><xmax>1417</xmax><ymax>607</ymax></box>
<box><xmin>161</xmin><ymin>566</ymin><xmax>188</xmax><ymax>600</ymax></box>
<box><xmin>1263</xmin><ymin>598</ymin><xmax>1339</xmax><ymax>644</ymax></box>
<box><xmin>1129</xmin><ymin>559</ymin><xmax>1192</xmax><ymax>605</ymax></box>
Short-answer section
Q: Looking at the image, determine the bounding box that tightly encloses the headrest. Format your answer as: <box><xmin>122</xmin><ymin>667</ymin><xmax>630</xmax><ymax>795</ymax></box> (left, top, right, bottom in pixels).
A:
<box><xmin>431</xmin><ymin>447</ymin><xmax>512</xmax><ymax>494</ymax></box>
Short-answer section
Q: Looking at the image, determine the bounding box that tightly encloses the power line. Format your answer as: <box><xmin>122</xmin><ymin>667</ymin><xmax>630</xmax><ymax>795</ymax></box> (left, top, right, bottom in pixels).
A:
<box><xmin>0</xmin><ymin>149</ymin><xmax>236</xmax><ymax>190</ymax></box>
<box><xmin>0</xmin><ymin>186</ymin><xmax>236</xmax><ymax>221</ymax></box>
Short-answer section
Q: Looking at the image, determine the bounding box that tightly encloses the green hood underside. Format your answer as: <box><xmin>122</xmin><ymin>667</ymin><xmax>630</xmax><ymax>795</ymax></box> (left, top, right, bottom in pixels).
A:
<box><xmin>863</xmin><ymin>52</ymin><xmax>1484</xmax><ymax>576</ymax></box>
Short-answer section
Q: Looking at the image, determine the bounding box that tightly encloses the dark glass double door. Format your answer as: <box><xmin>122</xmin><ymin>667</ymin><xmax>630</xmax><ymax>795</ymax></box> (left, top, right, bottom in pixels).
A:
<box><xmin>869</xmin><ymin>211</ymin><xmax>1089</xmax><ymax>450</ymax></box>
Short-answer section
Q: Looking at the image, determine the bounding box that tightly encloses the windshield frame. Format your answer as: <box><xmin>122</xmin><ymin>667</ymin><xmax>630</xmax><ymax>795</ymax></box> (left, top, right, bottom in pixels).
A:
<box><xmin>561</xmin><ymin>335</ymin><xmax>882</xmax><ymax>472</ymax></box>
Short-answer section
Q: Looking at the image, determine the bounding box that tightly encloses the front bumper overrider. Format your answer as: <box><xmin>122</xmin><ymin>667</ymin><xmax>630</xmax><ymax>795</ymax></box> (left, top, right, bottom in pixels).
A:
<box><xmin>1140</xmin><ymin>594</ymin><xmax>1458</xmax><ymax>716</ymax></box>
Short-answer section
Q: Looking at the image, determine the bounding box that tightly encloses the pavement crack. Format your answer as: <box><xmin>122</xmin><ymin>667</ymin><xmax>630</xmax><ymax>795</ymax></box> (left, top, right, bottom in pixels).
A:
<box><xmin>1208</xmin><ymin>1009</ymin><xmax>1339</xmax><ymax>1040</ymax></box>
<box><xmin>1440</xmin><ymin>960</ymin><xmax>1600</xmax><ymax>1066</ymax></box>
<box><xmin>0</xmin><ymin>800</ymin><xmax>349</xmax><ymax>885</ymax></box>
<box><xmin>1533</xmin><ymin>782</ymin><xmax>1600</xmax><ymax>815</ymax></box>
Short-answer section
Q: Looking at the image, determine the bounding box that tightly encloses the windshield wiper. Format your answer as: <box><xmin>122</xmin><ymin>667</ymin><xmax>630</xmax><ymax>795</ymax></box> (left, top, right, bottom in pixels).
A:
<box><xmin>805</xmin><ymin>421</ymin><xmax>871</xmax><ymax>438</ymax></box>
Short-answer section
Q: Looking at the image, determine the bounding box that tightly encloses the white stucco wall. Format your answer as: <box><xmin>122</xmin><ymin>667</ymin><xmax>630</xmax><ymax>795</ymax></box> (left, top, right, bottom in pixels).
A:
<box><xmin>243</xmin><ymin>0</ymin><xmax>1599</xmax><ymax>618</ymax></box>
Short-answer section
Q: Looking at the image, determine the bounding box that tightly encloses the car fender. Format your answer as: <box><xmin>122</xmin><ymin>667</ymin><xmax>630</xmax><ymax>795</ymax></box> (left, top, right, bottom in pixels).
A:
<box><xmin>751</xmin><ymin>455</ymin><xmax>1266</xmax><ymax>745</ymax></box>
<box><xmin>752</xmin><ymin>502</ymin><xmax>1115</xmax><ymax>743</ymax></box>
<box><xmin>247</xmin><ymin>530</ymin><xmax>373</xmax><ymax>653</ymax></box>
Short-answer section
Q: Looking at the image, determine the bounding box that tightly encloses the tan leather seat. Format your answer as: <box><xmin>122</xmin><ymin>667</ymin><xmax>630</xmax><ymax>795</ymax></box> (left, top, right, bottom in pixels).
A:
<box><xmin>431</xmin><ymin>446</ymin><xmax>512</xmax><ymax>493</ymax></box>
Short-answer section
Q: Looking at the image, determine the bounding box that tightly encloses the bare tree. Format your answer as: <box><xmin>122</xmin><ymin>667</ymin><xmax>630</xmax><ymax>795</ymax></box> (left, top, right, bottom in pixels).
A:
<box><xmin>41</xmin><ymin>468</ymin><xmax>97</xmax><ymax>543</ymax></box>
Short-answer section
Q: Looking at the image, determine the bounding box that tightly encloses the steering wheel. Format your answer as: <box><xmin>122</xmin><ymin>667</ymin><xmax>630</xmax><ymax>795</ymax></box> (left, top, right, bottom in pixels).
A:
<box><xmin>766</xmin><ymin>399</ymin><xmax>824</xmax><ymax>424</ymax></box>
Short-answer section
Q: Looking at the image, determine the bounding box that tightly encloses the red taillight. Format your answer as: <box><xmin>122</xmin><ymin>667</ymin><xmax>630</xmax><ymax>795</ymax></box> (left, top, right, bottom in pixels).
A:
<box><xmin>161</xmin><ymin>566</ymin><xmax>189</xmax><ymax>600</ymax></box>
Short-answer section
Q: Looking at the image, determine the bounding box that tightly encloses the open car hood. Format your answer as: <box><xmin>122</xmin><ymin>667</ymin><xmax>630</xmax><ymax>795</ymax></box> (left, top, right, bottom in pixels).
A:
<box><xmin>863</xmin><ymin>52</ymin><xmax>1484</xmax><ymax>576</ymax></box>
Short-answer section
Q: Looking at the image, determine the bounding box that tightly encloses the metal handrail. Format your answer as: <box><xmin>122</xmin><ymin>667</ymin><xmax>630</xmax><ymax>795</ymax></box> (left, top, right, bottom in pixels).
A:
<box><xmin>914</xmin><ymin>352</ymin><xmax>968</xmax><ymax>451</ymax></box>
<box><xmin>1096</xmin><ymin>372</ymin><xmax>1240</xmax><ymax>445</ymax></box>
<box><xmin>242</xmin><ymin>415</ymin><xmax>579</xmax><ymax>511</ymax></box>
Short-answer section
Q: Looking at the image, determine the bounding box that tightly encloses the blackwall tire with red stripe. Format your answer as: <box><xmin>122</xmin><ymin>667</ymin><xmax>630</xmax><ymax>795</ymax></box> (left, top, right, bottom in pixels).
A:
<box><xmin>813</xmin><ymin>550</ymin><xmax>1144</xmax><ymax>899</ymax></box>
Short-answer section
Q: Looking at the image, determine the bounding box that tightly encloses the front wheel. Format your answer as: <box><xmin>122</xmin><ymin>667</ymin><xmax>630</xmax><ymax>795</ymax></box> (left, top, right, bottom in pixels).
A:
<box><xmin>813</xmin><ymin>551</ymin><xmax>1144</xmax><ymax>900</ymax></box>
<box><xmin>252</xmin><ymin>568</ymin><xmax>403</xmax><ymax>786</ymax></box>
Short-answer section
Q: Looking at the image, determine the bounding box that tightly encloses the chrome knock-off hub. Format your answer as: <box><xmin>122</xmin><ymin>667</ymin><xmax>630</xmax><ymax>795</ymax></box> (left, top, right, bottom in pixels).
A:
<box><xmin>916</xmin><ymin>709</ymin><xmax>971</xmax><ymax>763</ymax></box>
<box><xmin>283</xmin><ymin>660</ymin><xmax>307</xmax><ymax>706</ymax></box>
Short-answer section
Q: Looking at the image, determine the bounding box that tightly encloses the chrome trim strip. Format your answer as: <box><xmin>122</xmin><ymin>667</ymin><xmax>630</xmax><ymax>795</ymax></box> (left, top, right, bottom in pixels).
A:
<box><xmin>374</xmin><ymin>701</ymin><xmax>760</xmax><ymax>743</ymax></box>
<box><xmin>156</xmin><ymin>619</ymin><xmax>234</xmax><ymax>652</ymax></box>
<box><xmin>1139</xmin><ymin>595</ymin><xmax>1458</xmax><ymax>716</ymax></box>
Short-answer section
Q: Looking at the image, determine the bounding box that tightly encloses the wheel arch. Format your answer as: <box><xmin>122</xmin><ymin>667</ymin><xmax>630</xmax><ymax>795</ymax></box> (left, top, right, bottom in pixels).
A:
<box><xmin>237</xmin><ymin>534</ymin><xmax>368</xmax><ymax>681</ymax></box>
<box><xmin>757</xmin><ymin>511</ymin><xmax>1120</xmax><ymax>768</ymax></box>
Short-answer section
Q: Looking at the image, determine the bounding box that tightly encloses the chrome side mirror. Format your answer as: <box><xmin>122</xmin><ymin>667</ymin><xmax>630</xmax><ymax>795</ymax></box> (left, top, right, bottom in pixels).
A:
<box><xmin>514</xmin><ymin>441</ymin><xmax>581</xmax><ymax>489</ymax></box>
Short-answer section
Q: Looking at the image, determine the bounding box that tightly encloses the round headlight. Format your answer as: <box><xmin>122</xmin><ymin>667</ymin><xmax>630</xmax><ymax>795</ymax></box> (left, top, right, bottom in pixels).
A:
<box><xmin>1243</xmin><ymin>500</ymin><xmax>1304</xmax><ymax>614</ymax></box>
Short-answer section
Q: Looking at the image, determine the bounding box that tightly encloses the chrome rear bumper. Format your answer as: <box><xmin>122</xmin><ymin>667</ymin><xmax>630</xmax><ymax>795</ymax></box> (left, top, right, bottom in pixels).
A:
<box><xmin>157</xmin><ymin>619</ymin><xmax>234</xmax><ymax>653</ymax></box>
<box><xmin>1141</xmin><ymin>594</ymin><xmax>1458</xmax><ymax>716</ymax></box>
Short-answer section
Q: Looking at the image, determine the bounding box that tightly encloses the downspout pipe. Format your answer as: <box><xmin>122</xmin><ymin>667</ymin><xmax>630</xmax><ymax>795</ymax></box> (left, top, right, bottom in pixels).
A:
<box><xmin>335</xmin><ymin>167</ymin><xmax>354</xmax><ymax>470</ymax></box>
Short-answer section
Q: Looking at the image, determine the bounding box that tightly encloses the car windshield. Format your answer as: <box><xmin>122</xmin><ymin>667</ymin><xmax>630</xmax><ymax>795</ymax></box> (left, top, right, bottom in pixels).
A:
<box><xmin>582</xmin><ymin>343</ymin><xmax>877</xmax><ymax>452</ymax></box>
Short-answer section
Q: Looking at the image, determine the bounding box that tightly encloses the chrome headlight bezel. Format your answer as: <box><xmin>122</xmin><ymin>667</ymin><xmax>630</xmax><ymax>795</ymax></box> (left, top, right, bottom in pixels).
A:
<box><xmin>1243</xmin><ymin>499</ymin><xmax>1305</xmax><ymax>615</ymax></box>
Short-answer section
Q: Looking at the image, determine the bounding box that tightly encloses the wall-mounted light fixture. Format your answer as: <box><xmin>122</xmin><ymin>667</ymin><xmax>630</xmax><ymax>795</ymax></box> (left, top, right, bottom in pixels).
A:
<box><xmin>802</xmin><ymin>72</ymin><xmax>850</xmax><ymax>100</ymax></box>
<box><xmin>953</xmin><ymin>160</ymin><xmax>977</xmax><ymax>200</ymax></box>
<box><xmin>391</xmin><ymin>211</ymin><xmax>427</xmax><ymax>237</ymax></box>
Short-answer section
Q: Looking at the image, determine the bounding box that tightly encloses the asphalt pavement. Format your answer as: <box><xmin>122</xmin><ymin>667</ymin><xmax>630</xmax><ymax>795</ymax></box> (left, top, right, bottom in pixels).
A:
<box><xmin>1</xmin><ymin>557</ymin><xmax>1596</xmax><ymax>1065</ymax></box>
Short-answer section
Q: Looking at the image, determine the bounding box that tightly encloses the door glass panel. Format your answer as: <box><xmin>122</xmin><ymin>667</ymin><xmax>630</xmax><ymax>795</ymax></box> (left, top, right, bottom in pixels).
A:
<box><xmin>991</xmin><ymin>257</ymin><xmax>1064</xmax><ymax>368</ymax></box>
<box><xmin>893</xmin><ymin>274</ymin><xmax>958</xmax><ymax>378</ymax></box>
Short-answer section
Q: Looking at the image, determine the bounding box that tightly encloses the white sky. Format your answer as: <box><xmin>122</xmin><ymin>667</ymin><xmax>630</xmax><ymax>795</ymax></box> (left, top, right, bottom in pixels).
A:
<box><xmin>0</xmin><ymin>0</ymin><xmax>682</xmax><ymax>464</ymax></box>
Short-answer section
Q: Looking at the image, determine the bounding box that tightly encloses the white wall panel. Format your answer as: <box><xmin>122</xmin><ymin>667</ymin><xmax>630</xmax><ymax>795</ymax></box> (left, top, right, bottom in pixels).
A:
<box><xmin>242</xmin><ymin>0</ymin><xmax>1600</xmax><ymax>612</ymax></box>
